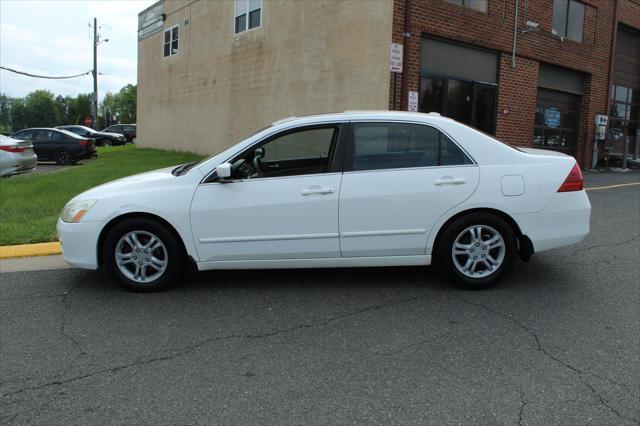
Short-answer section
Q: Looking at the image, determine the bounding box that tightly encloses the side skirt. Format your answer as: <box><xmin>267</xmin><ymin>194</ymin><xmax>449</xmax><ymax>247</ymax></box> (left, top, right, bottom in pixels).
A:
<box><xmin>197</xmin><ymin>255</ymin><xmax>431</xmax><ymax>271</ymax></box>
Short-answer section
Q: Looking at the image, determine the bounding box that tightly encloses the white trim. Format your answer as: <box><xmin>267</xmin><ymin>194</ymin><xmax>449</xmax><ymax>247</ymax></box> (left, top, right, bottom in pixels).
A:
<box><xmin>197</xmin><ymin>255</ymin><xmax>432</xmax><ymax>270</ymax></box>
<box><xmin>199</xmin><ymin>232</ymin><xmax>339</xmax><ymax>244</ymax></box>
<box><xmin>340</xmin><ymin>229</ymin><xmax>427</xmax><ymax>238</ymax></box>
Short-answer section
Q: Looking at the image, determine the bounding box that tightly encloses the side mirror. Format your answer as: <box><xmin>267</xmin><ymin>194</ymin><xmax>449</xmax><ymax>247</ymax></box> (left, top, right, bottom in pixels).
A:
<box><xmin>216</xmin><ymin>162</ymin><xmax>232</xmax><ymax>179</ymax></box>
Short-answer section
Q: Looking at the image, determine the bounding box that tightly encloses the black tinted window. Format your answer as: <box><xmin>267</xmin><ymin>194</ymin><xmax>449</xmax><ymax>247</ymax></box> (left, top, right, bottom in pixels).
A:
<box><xmin>13</xmin><ymin>130</ymin><xmax>32</xmax><ymax>140</ymax></box>
<box><xmin>351</xmin><ymin>123</ymin><xmax>472</xmax><ymax>171</ymax></box>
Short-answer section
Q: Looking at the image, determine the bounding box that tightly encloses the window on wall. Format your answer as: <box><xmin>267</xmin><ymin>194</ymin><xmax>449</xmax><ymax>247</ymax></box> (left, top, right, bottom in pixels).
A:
<box><xmin>235</xmin><ymin>0</ymin><xmax>261</xmax><ymax>34</ymax></box>
<box><xmin>609</xmin><ymin>85</ymin><xmax>639</xmax><ymax>145</ymax></box>
<box><xmin>552</xmin><ymin>0</ymin><xmax>585</xmax><ymax>42</ymax></box>
<box><xmin>163</xmin><ymin>25</ymin><xmax>179</xmax><ymax>57</ymax></box>
<box><xmin>533</xmin><ymin>88</ymin><xmax>580</xmax><ymax>152</ymax></box>
<box><xmin>444</xmin><ymin>0</ymin><xmax>488</xmax><ymax>13</ymax></box>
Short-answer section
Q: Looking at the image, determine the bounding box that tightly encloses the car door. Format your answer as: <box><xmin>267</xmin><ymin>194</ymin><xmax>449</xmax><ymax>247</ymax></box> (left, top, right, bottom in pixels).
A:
<box><xmin>190</xmin><ymin>124</ymin><xmax>345</xmax><ymax>262</ymax></box>
<box><xmin>338</xmin><ymin>121</ymin><xmax>480</xmax><ymax>257</ymax></box>
<box><xmin>31</xmin><ymin>130</ymin><xmax>52</xmax><ymax>160</ymax></box>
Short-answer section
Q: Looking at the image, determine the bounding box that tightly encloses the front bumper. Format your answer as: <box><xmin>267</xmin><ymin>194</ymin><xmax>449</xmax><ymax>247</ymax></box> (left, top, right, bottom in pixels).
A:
<box><xmin>57</xmin><ymin>219</ymin><xmax>101</xmax><ymax>270</ymax></box>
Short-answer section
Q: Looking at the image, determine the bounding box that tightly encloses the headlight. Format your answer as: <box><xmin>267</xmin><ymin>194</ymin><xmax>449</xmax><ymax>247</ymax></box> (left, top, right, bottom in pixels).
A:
<box><xmin>61</xmin><ymin>199</ymin><xmax>97</xmax><ymax>223</ymax></box>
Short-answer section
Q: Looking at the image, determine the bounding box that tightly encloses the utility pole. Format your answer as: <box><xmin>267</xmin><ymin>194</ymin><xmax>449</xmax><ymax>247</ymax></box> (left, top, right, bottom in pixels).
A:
<box><xmin>92</xmin><ymin>17</ymin><xmax>98</xmax><ymax>129</ymax></box>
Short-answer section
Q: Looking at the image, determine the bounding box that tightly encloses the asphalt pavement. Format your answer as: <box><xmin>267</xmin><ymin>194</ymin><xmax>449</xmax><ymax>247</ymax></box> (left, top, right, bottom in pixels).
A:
<box><xmin>1</xmin><ymin>171</ymin><xmax>639</xmax><ymax>425</ymax></box>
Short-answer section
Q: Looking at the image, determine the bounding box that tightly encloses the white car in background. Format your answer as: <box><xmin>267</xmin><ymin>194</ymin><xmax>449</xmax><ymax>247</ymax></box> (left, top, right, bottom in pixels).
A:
<box><xmin>0</xmin><ymin>134</ymin><xmax>37</xmax><ymax>177</ymax></box>
<box><xmin>57</xmin><ymin>111</ymin><xmax>591</xmax><ymax>291</ymax></box>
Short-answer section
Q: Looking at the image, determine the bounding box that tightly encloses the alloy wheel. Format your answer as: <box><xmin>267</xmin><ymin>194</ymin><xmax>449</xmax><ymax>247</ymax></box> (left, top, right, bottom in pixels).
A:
<box><xmin>451</xmin><ymin>225</ymin><xmax>505</xmax><ymax>278</ymax></box>
<box><xmin>115</xmin><ymin>230</ymin><xmax>168</xmax><ymax>283</ymax></box>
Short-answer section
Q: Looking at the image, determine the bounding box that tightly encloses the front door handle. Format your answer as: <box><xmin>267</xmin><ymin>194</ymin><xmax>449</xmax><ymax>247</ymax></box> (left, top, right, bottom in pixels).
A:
<box><xmin>434</xmin><ymin>177</ymin><xmax>466</xmax><ymax>186</ymax></box>
<box><xmin>302</xmin><ymin>186</ymin><xmax>335</xmax><ymax>195</ymax></box>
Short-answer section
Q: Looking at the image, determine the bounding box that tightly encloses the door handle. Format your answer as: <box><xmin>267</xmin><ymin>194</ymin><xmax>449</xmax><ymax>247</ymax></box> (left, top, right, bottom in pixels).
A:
<box><xmin>301</xmin><ymin>186</ymin><xmax>335</xmax><ymax>195</ymax></box>
<box><xmin>434</xmin><ymin>177</ymin><xmax>466</xmax><ymax>186</ymax></box>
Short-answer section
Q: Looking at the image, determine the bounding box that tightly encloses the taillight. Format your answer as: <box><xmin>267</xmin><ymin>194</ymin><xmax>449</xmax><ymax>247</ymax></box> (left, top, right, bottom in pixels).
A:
<box><xmin>0</xmin><ymin>145</ymin><xmax>24</xmax><ymax>153</ymax></box>
<box><xmin>558</xmin><ymin>163</ymin><xmax>584</xmax><ymax>192</ymax></box>
<box><xmin>79</xmin><ymin>140</ymin><xmax>90</xmax><ymax>146</ymax></box>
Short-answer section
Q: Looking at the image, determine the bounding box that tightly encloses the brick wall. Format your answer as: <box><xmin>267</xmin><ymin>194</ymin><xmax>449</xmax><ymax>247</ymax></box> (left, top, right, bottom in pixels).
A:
<box><xmin>390</xmin><ymin>0</ymin><xmax>631</xmax><ymax>168</ymax></box>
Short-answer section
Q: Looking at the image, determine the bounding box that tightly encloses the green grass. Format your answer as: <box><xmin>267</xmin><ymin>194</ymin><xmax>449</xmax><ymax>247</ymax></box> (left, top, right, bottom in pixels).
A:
<box><xmin>0</xmin><ymin>145</ymin><xmax>205</xmax><ymax>246</ymax></box>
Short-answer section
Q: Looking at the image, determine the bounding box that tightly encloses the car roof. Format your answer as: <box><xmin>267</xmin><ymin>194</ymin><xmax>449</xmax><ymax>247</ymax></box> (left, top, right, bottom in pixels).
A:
<box><xmin>18</xmin><ymin>127</ymin><xmax>85</xmax><ymax>139</ymax></box>
<box><xmin>270</xmin><ymin>111</ymin><xmax>451</xmax><ymax>126</ymax></box>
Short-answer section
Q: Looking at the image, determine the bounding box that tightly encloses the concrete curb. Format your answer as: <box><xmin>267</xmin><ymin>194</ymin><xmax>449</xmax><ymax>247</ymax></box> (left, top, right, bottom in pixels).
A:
<box><xmin>0</xmin><ymin>242</ymin><xmax>62</xmax><ymax>259</ymax></box>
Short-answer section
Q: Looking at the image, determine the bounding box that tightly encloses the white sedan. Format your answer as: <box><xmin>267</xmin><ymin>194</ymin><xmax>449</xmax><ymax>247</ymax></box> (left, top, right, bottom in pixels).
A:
<box><xmin>57</xmin><ymin>111</ymin><xmax>590</xmax><ymax>291</ymax></box>
<box><xmin>0</xmin><ymin>135</ymin><xmax>37</xmax><ymax>177</ymax></box>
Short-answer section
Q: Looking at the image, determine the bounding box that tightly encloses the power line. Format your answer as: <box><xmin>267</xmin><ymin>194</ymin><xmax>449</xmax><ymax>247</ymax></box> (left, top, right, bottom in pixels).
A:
<box><xmin>0</xmin><ymin>66</ymin><xmax>91</xmax><ymax>80</ymax></box>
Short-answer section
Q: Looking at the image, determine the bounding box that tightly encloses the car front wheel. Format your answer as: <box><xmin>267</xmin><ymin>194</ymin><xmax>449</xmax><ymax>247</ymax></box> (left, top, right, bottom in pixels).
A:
<box><xmin>103</xmin><ymin>218</ymin><xmax>185</xmax><ymax>292</ymax></box>
<box><xmin>438</xmin><ymin>213</ymin><xmax>517</xmax><ymax>290</ymax></box>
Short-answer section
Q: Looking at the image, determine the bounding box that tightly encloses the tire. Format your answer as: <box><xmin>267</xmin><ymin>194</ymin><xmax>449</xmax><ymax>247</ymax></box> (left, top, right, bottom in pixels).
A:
<box><xmin>55</xmin><ymin>150</ymin><xmax>74</xmax><ymax>165</ymax></box>
<box><xmin>101</xmin><ymin>138</ymin><xmax>112</xmax><ymax>147</ymax></box>
<box><xmin>103</xmin><ymin>218</ymin><xmax>186</xmax><ymax>292</ymax></box>
<box><xmin>437</xmin><ymin>213</ymin><xmax>517</xmax><ymax>290</ymax></box>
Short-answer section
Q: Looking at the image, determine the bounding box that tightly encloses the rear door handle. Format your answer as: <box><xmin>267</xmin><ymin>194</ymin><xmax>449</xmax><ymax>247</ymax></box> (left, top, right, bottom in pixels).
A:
<box><xmin>302</xmin><ymin>186</ymin><xmax>335</xmax><ymax>195</ymax></box>
<box><xmin>434</xmin><ymin>177</ymin><xmax>466</xmax><ymax>186</ymax></box>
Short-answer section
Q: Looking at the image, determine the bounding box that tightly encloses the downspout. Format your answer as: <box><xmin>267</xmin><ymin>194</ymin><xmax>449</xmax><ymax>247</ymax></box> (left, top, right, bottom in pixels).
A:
<box><xmin>401</xmin><ymin>0</ymin><xmax>412</xmax><ymax>110</ymax></box>
<box><xmin>511</xmin><ymin>0</ymin><xmax>519</xmax><ymax>68</ymax></box>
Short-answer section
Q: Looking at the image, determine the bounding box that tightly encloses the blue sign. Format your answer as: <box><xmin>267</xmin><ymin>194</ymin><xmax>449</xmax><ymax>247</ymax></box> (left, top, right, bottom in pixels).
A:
<box><xmin>544</xmin><ymin>107</ymin><xmax>561</xmax><ymax>128</ymax></box>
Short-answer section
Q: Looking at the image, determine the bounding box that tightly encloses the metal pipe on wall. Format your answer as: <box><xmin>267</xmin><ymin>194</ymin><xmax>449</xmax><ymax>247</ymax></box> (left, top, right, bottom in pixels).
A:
<box><xmin>511</xmin><ymin>0</ymin><xmax>519</xmax><ymax>68</ymax></box>
<box><xmin>400</xmin><ymin>0</ymin><xmax>412</xmax><ymax>110</ymax></box>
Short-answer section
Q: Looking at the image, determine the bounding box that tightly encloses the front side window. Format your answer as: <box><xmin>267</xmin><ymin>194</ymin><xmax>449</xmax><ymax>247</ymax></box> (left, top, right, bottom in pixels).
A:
<box><xmin>229</xmin><ymin>126</ymin><xmax>338</xmax><ymax>180</ymax></box>
<box><xmin>235</xmin><ymin>0</ymin><xmax>261</xmax><ymax>34</ymax></box>
<box><xmin>163</xmin><ymin>25</ymin><xmax>179</xmax><ymax>57</ymax></box>
<box><xmin>351</xmin><ymin>123</ymin><xmax>472</xmax><ymax>171</ymax></box>
<box><xmin>552</xmin><ymin>0</ymin><xmax>585</xmax><ymax>42</ymax></box>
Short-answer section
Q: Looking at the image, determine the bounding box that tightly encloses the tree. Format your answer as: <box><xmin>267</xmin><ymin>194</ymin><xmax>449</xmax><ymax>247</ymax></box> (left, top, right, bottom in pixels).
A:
<box><xmin>64</xmin><ymin>94</ymin><xmax>92</xmax><ymax>125</ymax></box>
<box><xmin>100</xmin><ymin>84</ymin><xmax>137</xmax><ymax>128</ymax></box>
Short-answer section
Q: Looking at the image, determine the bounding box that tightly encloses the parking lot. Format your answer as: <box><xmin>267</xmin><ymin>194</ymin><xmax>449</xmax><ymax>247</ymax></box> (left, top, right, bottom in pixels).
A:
<box><xmin>1</xmin><ymin>171</ymin><xmax>638</xmax><ymax>425</ymax></box>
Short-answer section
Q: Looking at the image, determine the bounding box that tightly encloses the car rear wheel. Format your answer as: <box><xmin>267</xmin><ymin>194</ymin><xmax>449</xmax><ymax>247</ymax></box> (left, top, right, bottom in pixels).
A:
<box><xmin>103</xmin><ymin>218</ymin><xmax>185</xmax><ymax>292</ymax></box>
<box><xmin>55</xmin><ymin>149</ymin><xmax>74</xmax><ymax>165</ymax></box>
<box><xmin>438</xmin><ymin>213</ymin><xmax>517</xmax><ymax>290</ymax></box>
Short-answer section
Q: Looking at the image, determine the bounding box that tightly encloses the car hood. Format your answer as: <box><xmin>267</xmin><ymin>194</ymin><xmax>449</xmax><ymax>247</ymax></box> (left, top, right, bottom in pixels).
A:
<box><xmin>97</xmin><ymin>131</ymin><xmax>125</xmax><ymax>138</ymax></box>
<box><xmin>71</xmin><ymin>166</ymin><xmax>181</xmax><ymax>201</ymax></box>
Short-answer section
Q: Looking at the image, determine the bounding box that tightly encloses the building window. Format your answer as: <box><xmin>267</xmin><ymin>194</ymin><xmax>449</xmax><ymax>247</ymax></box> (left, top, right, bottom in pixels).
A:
<box><xmin>235</xmin><ymin>0</ymin><xmax>261</xmax><ymax>34</ymax></box>
<box><xmin>552</xmin><ymin>0</ymin><xmax>585</xmax><ymax>43</ymax></box>
<box><xmin>609</xmin><ymin>85</ymin><xmax>639</xmax><ymax>145</ymax></box>
<box><xmin>533</xmin><ymin>88</ymin><xmax>580</xmax><ymax>152</ymax></box>
<box><xmin>444</xmin><ymin>0</ymin><xmax>488</xmax><ymax>13</ymax></box>
<box><xmin>163</xmin><ymin>25</ymin><xmax>179</xmax><ymax>57</ymax></box>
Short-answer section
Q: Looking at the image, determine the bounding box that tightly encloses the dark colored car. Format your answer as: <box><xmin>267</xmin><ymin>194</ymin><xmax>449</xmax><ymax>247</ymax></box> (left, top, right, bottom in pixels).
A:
<box><xmin>56</xmin><ymin>125</ymin><xmax>126</xmax><ymax>146</ymax></box>
<box><xmin>103</xmin><ymin>124</ymin><xmax>136</xmax><ymax>142</ymax></box>
<box><xmin>10</xmin><ymin>128</ymin><xmax>96</xmax><ymax>165</ymax></box>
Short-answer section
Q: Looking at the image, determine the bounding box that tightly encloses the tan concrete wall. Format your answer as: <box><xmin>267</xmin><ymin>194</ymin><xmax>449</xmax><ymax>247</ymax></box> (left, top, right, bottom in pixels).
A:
<box><xmin>137</xmin><ymin>0</ymin><xmax>394</xmax><ymax>155</ymax></box>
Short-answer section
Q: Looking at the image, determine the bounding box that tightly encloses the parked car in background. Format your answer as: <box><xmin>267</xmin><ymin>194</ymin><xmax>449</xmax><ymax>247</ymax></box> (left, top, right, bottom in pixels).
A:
<box><xmin>11</xmin><ymin>128</ymin><xmax>96</xmax><ymax>165</ymax></box>
<box><xmin>56</xmin><ymin>125</ymin><xmax>126</xmax><ymax>146</ymax></box>
<box><xmin>0</xmin><ymin>134</ymin><xmax>37</xmax><ymax>177</ymax></box>
<box><xmin>103</xmin><ymin>124</ymin><xmax>136</xmax><ymax>142</ymax></box>
<box><xmin>57</xmin><ymin>111</ymin><xmax>591</xmax><ymax>292</ymax></box>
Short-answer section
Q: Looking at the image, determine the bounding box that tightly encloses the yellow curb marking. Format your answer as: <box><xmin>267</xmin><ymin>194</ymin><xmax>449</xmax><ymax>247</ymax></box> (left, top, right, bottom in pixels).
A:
<box><xmin>586</xmin><ymin>182</ymin><xmax>640</xmax><ymax>191</ymax></box>
<box><xmin>0</xmin><ymin>242</ymin><xmax>61</xmax><ymax>259</ymax></box>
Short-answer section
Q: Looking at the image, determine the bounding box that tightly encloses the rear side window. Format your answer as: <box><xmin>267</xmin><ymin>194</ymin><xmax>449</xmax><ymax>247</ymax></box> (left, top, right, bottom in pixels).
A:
<box><xmin>350</xmin><ymin>123</ymin><xmax>472</xmax><ymax>171</ymax></box>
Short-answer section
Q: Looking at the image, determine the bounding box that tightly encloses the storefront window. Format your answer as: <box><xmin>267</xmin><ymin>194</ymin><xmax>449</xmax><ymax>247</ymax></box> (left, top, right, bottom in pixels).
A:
<box><xmin>533</xmin><ymin>88</ymin><xmax>580</xmax><ymax>152</ymax></box>
<box><xmin>419</xmin><ymin>76</ymin><xmax>497</xmax><ymax>135</ymax></box>
<box><xmin>609</xmin><ymin>85</ymin><xmax>639</xmax><ymax>147</ymax></box>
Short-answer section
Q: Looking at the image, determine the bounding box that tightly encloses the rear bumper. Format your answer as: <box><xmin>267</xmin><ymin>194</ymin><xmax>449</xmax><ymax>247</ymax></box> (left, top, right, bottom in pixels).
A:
<box><xmin>513</xmin><ymin>190</ymin><xmax>591</xmax><ymax>253</ymax></box>
<box><xmin>57</xmin><ymin>219</ymin><xmax>100</xmax><ymax>270</ymax></box>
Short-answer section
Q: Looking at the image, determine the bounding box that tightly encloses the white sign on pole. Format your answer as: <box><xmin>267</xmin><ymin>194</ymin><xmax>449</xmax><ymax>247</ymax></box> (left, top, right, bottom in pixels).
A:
<box><xmin>389</xmin><ymin>43</ymin><xmax>403</xmax><ymax>73</ymax></box>
<box><xmin>408</xmin><ymin>91</ymin><xmax>419</xmax><ymax>112</ymax></box>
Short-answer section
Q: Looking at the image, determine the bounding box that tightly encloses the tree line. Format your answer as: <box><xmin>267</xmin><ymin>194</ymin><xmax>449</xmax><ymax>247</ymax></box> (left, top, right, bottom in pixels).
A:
<box><xmin>0</xmin><ymin>84</ymin><xmax>136</xmax><ymax>133</ymax></box>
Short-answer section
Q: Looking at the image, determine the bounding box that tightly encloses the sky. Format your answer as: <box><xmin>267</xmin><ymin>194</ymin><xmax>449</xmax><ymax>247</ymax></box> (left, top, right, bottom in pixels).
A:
<box><xmin>0</xmin><ymin>0</ymin><xmax>156</xmax><ymax>101</ymax></box>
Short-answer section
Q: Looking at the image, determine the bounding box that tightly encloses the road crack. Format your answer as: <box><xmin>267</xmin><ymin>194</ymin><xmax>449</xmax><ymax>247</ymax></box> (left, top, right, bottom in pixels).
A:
<box><xmin>453</xmin><ymin>294</ymin><xmax>640</xmax><ymax>424</ymax></box>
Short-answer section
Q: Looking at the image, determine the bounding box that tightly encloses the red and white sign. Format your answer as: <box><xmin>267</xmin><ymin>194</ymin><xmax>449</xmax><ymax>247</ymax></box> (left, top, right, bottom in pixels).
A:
<box><xmin>84</xmin><ymin>116</ymin><xmax>93</xmax><ymax>127</ymax></box>
<box><xmin>389</xmin><ymin>43</ymin><xmax>403</xmax><ymax>73</ymax></box>
<box><xmin>408</xmin><ymin>91</ymin><xmax>419</xmax><ymax>112</ymax></box>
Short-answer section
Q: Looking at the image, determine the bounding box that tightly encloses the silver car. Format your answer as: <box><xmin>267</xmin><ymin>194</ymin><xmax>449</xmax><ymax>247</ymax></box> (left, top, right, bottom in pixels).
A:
<box><xmin>0</xmin><ymin>135</ymin><xmax>37</xmax><ymax>177</ymax></box>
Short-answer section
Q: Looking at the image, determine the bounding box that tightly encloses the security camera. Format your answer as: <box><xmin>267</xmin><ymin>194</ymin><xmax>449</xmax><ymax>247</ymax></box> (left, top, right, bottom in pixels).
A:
<box><xmin>525</xmin><ymin>20</ymin><xmax>540</xmax><ymax>29</ymax></box>
<box><xmin>522</xmin><ymin>20</ymin><xmax>541</xmax><ymax>34</ymax></box>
